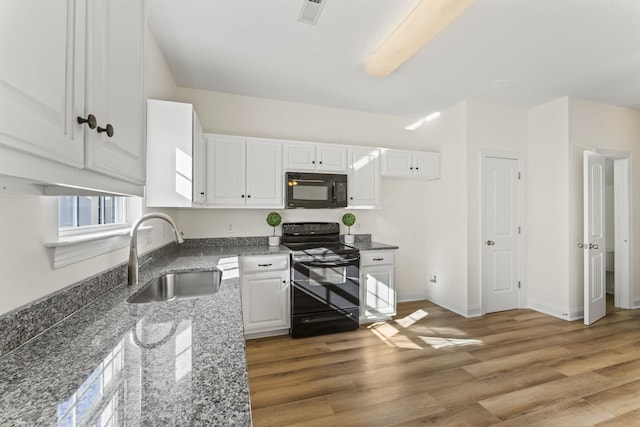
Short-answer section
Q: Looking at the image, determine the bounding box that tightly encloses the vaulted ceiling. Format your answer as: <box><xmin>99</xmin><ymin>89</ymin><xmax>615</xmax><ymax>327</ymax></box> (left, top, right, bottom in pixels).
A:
<box><xmin>147</xmin><ymin>0</ymin><xmax>640</xmax><ymax>121</ymax></box>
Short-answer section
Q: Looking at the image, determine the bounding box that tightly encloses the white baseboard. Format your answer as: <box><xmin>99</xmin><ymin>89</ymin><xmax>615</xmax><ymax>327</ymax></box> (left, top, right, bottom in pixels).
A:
<box><xmin>632</xmin><ymin>298</ymin><xmax>640</xmax><ymax>309</ymax></box>
<box><xmin>397</xmin><ymin>292</ymin><xmax>428</xmax><ymax>303</ymax></box>
<box><xmin>527</xmin><ymin>298</ymin><xmax>578</xmax><ymax>321</ymax></box>
<box><xmin>424</xmin><ymin>291</ymin><xmax>480</xmax><ymax>318</ymax></box>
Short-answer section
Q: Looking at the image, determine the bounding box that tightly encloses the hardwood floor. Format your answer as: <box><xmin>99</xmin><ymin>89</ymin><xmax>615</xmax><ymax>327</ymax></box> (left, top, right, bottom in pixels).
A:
<box><xmin>245</xmin><ymin>297</ymin><xmax>640</xmax><ymax>426</ymax></box>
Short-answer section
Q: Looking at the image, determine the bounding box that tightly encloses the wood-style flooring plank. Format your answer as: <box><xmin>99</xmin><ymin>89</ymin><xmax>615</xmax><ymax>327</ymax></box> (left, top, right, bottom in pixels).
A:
<box><xmin>246</xmin><ymin>299</ymin><xmax>640</xmax><ymax>426</ymax></box>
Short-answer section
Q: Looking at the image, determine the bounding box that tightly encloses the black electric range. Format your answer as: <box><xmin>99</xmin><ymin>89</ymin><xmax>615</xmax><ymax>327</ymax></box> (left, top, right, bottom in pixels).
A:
<box><xmin>282</xmin><ymin>223</ymin><xmax>360</xmax><ymax>338</ymax></box>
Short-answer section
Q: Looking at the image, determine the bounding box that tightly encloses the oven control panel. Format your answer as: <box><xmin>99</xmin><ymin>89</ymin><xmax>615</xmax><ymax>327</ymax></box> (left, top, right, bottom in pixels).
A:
<box><xmin>282</xmin><ymin>222</ymin><xmax>339</xmax><ymax>235</ymax></box>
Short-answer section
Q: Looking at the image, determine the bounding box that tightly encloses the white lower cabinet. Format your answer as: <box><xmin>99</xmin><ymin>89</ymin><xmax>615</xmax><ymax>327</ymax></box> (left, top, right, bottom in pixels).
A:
<box><xmin>360</xmin><ymin>250</ymin><xmax>396</xmax><ymax>322</ymax></box>
<box><xmin>240</xmin><ymin>255</ymin><xmax>290</xmax><ymax>337</ymax></box>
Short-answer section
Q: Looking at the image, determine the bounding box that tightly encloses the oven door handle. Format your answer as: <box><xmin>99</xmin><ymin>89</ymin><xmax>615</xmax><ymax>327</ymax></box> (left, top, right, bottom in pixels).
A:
<box><xmin>300</xmin><ymin>259</ymin><xmax>359</xmax><ymax>268</ymax></box>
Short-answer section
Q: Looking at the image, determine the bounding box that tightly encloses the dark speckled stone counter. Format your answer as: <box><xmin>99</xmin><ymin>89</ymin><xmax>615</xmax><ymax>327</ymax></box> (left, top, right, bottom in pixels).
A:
<box><xmin>0</xmin><ymin>243</ymin><xmax>289</xmax><ymax>426</ymax></box>
<box><xmin>349</xmin><ymin>241</ymin><xmax>399</xmax><ymax>251</ymax></box>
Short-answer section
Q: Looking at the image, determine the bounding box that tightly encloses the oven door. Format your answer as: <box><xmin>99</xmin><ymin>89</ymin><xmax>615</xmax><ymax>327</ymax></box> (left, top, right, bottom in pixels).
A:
<box><xmin>291</xmin><ymin>256</ymin><xmax>360</xmax><ymax>315</ymax></box>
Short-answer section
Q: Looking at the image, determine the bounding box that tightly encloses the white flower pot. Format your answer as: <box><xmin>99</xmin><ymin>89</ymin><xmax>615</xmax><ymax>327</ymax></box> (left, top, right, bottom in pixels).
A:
<box><xmin>344</xmin><ymin>234</ymin><xmax>355</xmax><ymax>244</ymax></box>
<box><xmin>268</xmin><ymin>236</ymin><xmax>280</xmax><ymax>246</ymax></box>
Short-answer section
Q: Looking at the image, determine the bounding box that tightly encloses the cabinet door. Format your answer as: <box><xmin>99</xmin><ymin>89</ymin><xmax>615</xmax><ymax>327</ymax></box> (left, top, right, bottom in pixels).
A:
<box><xmin>316</xmin><ymin>144</ymin><xmax>348</xmax><ymax>172</ymax></box>
<box><xmin>145</xmin><ymin>100</ymin><xmax>193</xmax><ymax>207</ymax></box>
<box><xmin>192</xmin><ymin>112</ymin><xmax>207</xmax><ymax>204</ymax></box>
<box><xmin>413</xmin><ymin>151</ymin><xmax>441</xmax><ymax>180</ymax></box>
<box><xmin>362</xmin><ymin>265</ymin><xmax>396</xmax><ymax>320</ymax></box>
<box><xmin>246</xmin><ymin>139</ymin><xmax>283</xmax><ymax>207</ymax></box>
<box><xmin>241</xmin><ymin>271</ymin><xmax>290</xmax><ymax>334</ymax></box>
<box><xmin>0</xmin><ymin>0</ymin><xmax>84</xmax><ymax>167</ymax></box>
<box><xmin>84</xmin><ymin>0</ymin><xmax>145</xmax><ymax>184</ymax></box>
<box><xmin>381</xmin><ymin>149</ymin><xmax>413</xmax><ymax>177</ymax></box>
<box><xmin>206</xmin><ymin>136</ymin><xmax>246</xmax><ymax>206</ymax></box>
<box><xmin>348</xmin><ymin>147</ymin><xmax>380</xmax><ymax>207</ymax></box>
<box><xmin>283</xmin><ymin>141</ymin><xmax>316</xmax><ymax>171</ymax></box>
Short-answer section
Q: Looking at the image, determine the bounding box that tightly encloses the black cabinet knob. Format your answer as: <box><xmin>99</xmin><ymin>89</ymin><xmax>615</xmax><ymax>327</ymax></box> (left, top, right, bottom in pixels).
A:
<box><xmin>241</xmin><ymin>195</ymin><xmax>245</xmax><ymax>198</ymax></box>
<box><xmin>247</xmin><ymin>195</ymin><xmax>251</xmax><ymax>198</ymax></box>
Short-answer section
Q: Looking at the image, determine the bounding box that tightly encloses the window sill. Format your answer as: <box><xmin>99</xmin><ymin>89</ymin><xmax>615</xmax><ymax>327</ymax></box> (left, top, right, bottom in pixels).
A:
<box><xmin>44</xmin><ymin>226</ymin><xmax>152</xmax><ymax>269</ymax></box>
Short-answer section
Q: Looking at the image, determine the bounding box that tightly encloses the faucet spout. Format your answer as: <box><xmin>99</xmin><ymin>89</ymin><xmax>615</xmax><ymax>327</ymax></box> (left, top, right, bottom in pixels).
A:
<box><xmin>128</xmin><ymin>213</ymin><xmax>184</xmax><ymax>286</ymax></box>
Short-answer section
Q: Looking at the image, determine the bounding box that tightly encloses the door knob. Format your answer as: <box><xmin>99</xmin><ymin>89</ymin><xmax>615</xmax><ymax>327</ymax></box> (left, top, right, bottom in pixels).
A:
<box><xmin>578</xmin><ymin>243</ymin><xmax>585</xmax><ymax>248</ymax></box>
<box><xmin>589</xmin><ymin>243</ymin><xmax>599</xmax><ymax>250</ymax></box>
<box><xmin>486</xmin><ymin>240</ymin><xmax>495</xmax><ymax>246</ymax></box>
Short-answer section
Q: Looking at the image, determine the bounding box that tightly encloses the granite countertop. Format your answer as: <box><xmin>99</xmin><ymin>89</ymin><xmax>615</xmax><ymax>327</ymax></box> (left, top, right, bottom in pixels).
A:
<box><xmin>0</xmin><ymin>244</ymin><xmax>289</xmax><ymax>426</ymax></box>
<box><xmin>349</xmin><ymin>241</ymin><xmax>399</xmax><ymax>251</ymax></box>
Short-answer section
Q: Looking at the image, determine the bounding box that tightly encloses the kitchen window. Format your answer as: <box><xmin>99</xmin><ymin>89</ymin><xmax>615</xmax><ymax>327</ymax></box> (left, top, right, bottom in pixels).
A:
<box><xmin>45</xmin><ymin>196</ymin><xmax>145</xmax><ymax>268</ymax></box>
<box><xmin>59</xmin><ymin>196</ymin><xmax>126</xmax><ymax>230</ymax></box>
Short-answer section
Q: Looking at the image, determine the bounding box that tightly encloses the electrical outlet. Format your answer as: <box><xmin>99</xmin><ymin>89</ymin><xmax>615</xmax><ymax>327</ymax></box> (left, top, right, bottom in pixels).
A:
<box><xmin>429</xmin><ymin>273</ymin><xmax>439</xmax><ymax>284</ymax></box>
<box><xmin>227</xmin><ymin>224</ymin><xmax>233</xmax><ymax>233</ymax></box>
<box><xmin>146</xmin><ymin>233</ymin><xmax>152</xmax><ymax>245</ymax></box>
<box><xmin>356</xmin><ymin>222</ymin><xmax>361</xmax><ymax>231</ymax></box>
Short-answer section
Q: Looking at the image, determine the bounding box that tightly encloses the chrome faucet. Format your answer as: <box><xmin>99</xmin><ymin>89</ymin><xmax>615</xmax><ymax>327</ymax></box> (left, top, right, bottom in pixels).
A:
<box><xmin>128</xmin><ymin>213</ymin><xmax>184</xmax><ymax>285</ymax></box>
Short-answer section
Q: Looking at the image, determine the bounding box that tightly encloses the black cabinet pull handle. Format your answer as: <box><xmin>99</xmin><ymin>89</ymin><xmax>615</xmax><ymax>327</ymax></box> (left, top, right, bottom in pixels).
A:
<box><xmin>258</xmin><ymin>263</ymin><xmax>272</xmax><ymax>267</ymax></box>
<box><xmin>373</xmin><ymin>258</ymin><xmax>384</xmax><ymax>261</ymax></box>
<box><xmin>77</xmin><ymin>114</ymin><xmax>97</xmax><ymax>129</ymax></box>
<box><xmin>97</xmin><ymin>123</ymin><xmax>114</xmax><ymax>137</ymax></box>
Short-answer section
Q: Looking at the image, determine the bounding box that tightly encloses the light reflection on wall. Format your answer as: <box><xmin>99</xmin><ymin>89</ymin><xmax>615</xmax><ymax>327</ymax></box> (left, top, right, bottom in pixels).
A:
<box><xmin>175</xmin><ymin>147</ymin><xmax>193</xmax><ymax>199</ymax></box>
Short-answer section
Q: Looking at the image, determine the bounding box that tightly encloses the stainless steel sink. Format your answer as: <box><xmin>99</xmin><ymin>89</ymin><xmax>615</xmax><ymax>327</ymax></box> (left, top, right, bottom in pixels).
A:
<box><xmin>128</xmin><ymin>270</ymin><xmax>222</xmax><ymax>304</ymax></box>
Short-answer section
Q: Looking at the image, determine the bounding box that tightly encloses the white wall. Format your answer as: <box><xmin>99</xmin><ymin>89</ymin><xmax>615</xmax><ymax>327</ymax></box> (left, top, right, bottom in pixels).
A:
<box><xmin>526</xmin><ymin>98</ymin><xmax>571</xmax><ymax>318</ymax></box>
<box><xmin>420</xmin><ymin>102</ymin><xmax>470</xmax><ymax>313</ymax></box>
<box><xmin>0</xmin><ymin>27</ymin><xmax>179</xmax><ymax>316</ymax></box>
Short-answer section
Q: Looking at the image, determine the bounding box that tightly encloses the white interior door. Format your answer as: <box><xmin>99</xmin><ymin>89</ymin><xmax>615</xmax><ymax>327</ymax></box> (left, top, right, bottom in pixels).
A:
<box><xmin>482</xmin><ymin>156</ymin><xmax>521</xmax><ymax>313</ymax></box>
<box><xmin>584</xmin><ymin>151</ymin><xmax>606</xmax><ymax>325</ymax></box>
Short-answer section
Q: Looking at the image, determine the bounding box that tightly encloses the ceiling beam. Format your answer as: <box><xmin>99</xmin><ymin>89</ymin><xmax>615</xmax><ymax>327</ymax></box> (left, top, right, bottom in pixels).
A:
<box><xmin>363</xmin><ymin>0</ymin><xmax>475</xmax><ymax>77</ymax></box>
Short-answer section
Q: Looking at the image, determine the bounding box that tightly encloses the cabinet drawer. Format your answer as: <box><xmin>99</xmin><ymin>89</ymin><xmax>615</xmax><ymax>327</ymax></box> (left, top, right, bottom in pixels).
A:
<box><xmin>240</xmin><ymin>255</ymin><xmax>289</xmax><ymax>274</ymax></box>
<box><xmin>360</xmin><ymin>250</ymin><xmax>395</xmax><ymax>266</ymax></box>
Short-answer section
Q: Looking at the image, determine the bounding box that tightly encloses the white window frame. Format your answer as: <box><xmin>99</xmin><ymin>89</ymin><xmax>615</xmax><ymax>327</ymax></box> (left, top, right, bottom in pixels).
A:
<box><xmin>44</xmin><ymin>196</ymin><xmax>150</xmax><ymax>268</ymax></box>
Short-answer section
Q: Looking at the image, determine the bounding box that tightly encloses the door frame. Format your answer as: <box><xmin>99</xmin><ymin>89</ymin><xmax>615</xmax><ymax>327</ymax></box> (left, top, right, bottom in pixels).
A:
<box><xmin>480</xmin><ymin>150</ymin><xmax>524</xmax><ymax>314</ymax></box>
<box><xmin>596</xmin><ymin>149</ymin><xmax>632</xmax><ymax>309</ymax></box>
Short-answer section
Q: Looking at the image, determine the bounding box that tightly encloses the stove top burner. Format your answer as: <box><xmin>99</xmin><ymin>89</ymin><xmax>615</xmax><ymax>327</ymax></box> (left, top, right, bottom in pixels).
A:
<box><xmin>282</xmin><ymin>222</ymin><xmax>359</xmax><ymax>261</ymax></box>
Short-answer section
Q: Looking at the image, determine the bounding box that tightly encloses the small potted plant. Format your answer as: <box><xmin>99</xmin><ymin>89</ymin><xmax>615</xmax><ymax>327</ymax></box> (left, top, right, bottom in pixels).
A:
<box><xmin>341</xmin><ymin>213</ymin><xmax>356</xmax><ymax>244</ymax></box>
<box><xmin>266</xmin><ymin>211</ymin><xmax>282</xmax><ymax>246</ymax></box>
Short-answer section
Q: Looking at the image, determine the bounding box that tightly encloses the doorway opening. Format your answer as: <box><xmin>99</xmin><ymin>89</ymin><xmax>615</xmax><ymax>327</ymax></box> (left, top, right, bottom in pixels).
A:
<box><xmin>595</xmin><ymin>150</ymin><xmax>632</xmax><ymax>313</ymax></box>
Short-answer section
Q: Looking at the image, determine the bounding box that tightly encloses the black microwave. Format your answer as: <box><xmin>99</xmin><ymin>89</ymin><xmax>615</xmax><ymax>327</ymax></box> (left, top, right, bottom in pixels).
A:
<box><xmin>285</xmin><ymin>172</ymin><xmax>347</xmax><ymax>209</ymax></box>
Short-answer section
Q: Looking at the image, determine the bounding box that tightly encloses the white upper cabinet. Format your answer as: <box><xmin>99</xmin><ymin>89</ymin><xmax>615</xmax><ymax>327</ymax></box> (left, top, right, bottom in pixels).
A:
<box><xmin>0</xmin><ymin>0</ymin><xmax>145</xmax><ymax>194</ymax></box>
<box><xmin>284</xmin><ymin>141</ymin><xmax>347</xmax><ymax>172</ymax></box>
<box><xmin>382</xmin><ymin>149</ymin><xmax>441</xmax><ymax>180</ymax></box>
<box><xmin>146</xmin><ymin>100</ymin><xmax>204</xmax><ymax>207</ymax></box>
<box><xmin>192</xmin><ymin>113</ymin><xmax>206</xmax><ymax>204</ymax></box>
<box><xmin>206</xmin><ymin>134</ymin><xmax>283</xmax><ymax>208</ymax></box>
<box><xmin>84</xmin><ymin>0</ymin><xmax>145</xmax><ymax>184</ymax></box>
<box><xmin>0</xmin><ymin>0</ymin><xmax>85</xmax><ymax>167</ymax></box>
<box><xmin>348</xmin><ymin>147</ymin><xmax>380</xmax><ymax>208</ymax></box>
